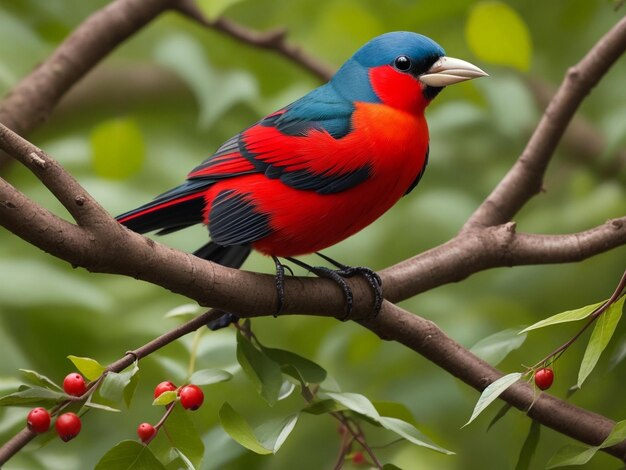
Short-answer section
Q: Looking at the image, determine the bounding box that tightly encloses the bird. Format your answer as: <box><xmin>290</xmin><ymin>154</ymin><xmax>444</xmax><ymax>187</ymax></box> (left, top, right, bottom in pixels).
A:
<box><xmin>116</xmin><ymin>31</ymin><xmax>487</xmax><ymax>325</ymax></box>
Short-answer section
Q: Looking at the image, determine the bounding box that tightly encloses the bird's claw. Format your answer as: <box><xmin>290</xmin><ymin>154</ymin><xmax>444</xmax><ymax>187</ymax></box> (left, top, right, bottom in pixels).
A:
<box><xmin>314</xmin><ymin>252</ymin><xmax>383</xmax><ymax>319</ymax></box>
<box><xmin>335</xmin><ymin>265</ymin><xmax>383</xmax><ymax>318</ymax></box>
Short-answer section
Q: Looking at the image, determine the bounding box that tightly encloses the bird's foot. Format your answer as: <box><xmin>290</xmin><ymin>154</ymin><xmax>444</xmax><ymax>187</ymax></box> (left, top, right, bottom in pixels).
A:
<box><xmin>272</xmin><ymin>256</ymin><xmax>294</xmax><ymax>317</ymax></box>
<box><xmin>286</xmin><ymin>254</ymin><xmax>383</xmax><ymax>320</ymax></box>
<box><xmin>315</xmin><ymin>252</ymin><xmax>383</xmax><ymax>317</ymax></box>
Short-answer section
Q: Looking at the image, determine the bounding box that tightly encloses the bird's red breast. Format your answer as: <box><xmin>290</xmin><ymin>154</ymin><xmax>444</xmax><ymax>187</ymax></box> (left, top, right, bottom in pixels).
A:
<box><xmin>201</xmin><ymin>101</ymin><xmax>429</xmax><ymax>257</ymax></box>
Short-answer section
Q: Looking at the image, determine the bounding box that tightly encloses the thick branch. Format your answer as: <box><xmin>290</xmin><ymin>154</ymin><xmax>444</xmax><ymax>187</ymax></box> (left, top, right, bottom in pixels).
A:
<box><xmin>381</xmin><ymin>221</ymin><xmax>626</xmax><ymax>303</ymax></box>
<box><xmin>465</xmin><ymin>15</ymin><xmax>626</xmax><ymax>228</ymax></box>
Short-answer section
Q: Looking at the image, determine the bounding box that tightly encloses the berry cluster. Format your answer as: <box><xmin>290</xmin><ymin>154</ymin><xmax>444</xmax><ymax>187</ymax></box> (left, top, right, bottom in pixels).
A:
<box><xmin>24</xmin><ymin>373</ymin><xmax>205</xmax><ymax>445</ymax></box>
<box><xmin>25</xmin><ymin>372</ymin><xmax>88</xmax><ymax>442</ymax></box>
<box><xmin>136</xmin><ymin>381</ymin><xmax>205</xmax><ymax>444</ymax></box>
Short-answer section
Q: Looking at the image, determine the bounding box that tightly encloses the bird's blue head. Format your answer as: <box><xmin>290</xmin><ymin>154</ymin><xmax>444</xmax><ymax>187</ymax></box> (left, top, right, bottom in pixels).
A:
<box><xmin>331</xmin><ymin>32</ymin><xmax>486</xmax><ymax>114</ymax></box>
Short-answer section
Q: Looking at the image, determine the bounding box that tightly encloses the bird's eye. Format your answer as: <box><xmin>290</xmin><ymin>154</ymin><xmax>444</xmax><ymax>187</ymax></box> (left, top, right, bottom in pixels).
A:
<box><xmin>393</xmin><ymin>55</ymin><xmax>412</xmax><ymax>72</ymax></box>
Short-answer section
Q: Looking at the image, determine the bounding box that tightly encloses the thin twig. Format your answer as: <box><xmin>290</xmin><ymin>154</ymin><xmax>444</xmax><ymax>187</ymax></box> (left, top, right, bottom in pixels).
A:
<box><xmin>173</xmin><ymin>0</ymin><xmax>334</xmax><ymax>81</ymax></box>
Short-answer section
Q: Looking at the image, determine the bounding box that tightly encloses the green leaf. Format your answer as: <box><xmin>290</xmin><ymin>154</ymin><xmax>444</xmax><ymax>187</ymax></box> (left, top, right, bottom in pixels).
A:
<box><xmin>546</xmin><ymin>444</ymin><xmax>598</xmax><ymax>468</ymax></box>
<box><xmin>0</xmin><ymin>386</ymin><xmax>67</xmax><ymax>407</ymax></box>
<box><xmin>84</xmin><ymin>398</ymin><xmax>120</xmax><ymax>413</ymax></box>
<box><xmin>465</xmin><ymin>1</ymin><xmax>532</xmax><ymax>72</ymax></box>
<box><xmin>515</xmin><ymin>421</ymin><xmax>540</xmax><ymax>470</ymax></box>
<box><xmin>218</xmin><ymin>402</ymin><xmax>273</xmax><ymax>455</ymax></box>
<box><xmin>189</xmin><ymin>368</ymin><xmax>233</xmax><ymax>386</ymax></box>
<box><xmin>470</xmin><ymin>329</ymin><xmax>527</xmax><ymax>366</ymax></box>
<box><xmin>302</xmin><ymin>399</ymin><xmax>347</xmax><ymax>415</ymax></box>
<box><xmin>95</xmin><ymin>440</ymin><xmax>165</xmax><ymax>470</ymax></box>
<box><xmin>262</xmin><ymin>347</ymin><xmax>327</xmax><ymax>384</ymax></box>
<box><xmin>277</xmin><ymin>380</ymin><xmax>295</xmax><ymax>401</ymax></box>
<box><xmin>90</xmin><ymin>117</ymin><xmax>145</xmax><ymax>179</ymax></box>
<box><xmin>255</xmin><ymin>414</ymin><xmax>299</xmax><ymax>453</ymax></box>
<box><xmin>19</xmin><ymin>369</ymin><xmax>63</xmax><ymax>391</ymax></box>
<box><xmin>236</xmin><ymin>332</ymin><xmax>283</xmax><ymax>406</ymax></box>
<box><xmin>378</xmin><ymin>416</ymin><xmax>454</xmax><ymax>455</ymax></box>
<box><xmin>99</xmin><ymin>372</ymin><xmax>128</xmax><ymax>404</ymax></box>
<box><xmin>122</xmin><ymin>362</ymin><xmax>140</xmax><ymax>408</ymax></box>
<box><xmin>520</xmin><ymin>300</ymin><xmax>606</xmax><ymax>334</ymax></box>
<box><xmin>163</xmin><ymin>405</ymin><xmax>204</xmax><ymax>468</ymax></box>
<box><xmin>600</xmin><ymin>419</ymin><xmax>626</xmax><ymax>448</ymax></box>
<box><xmin>153</xmin><ymin>391</ymin><xmax>177</xmax><ymax>406</ymax></box>
<box><xmin>577</xmin><ymin>296</ymin><xmax>625</xmax><ymax>387</ymax></box>
<box><xmin>546</xmin><ymin>420</ymin><xmax>626</xmax><ymax>468</ymax></box>
<box><xmin>372</xmin><ymin>401</ymin><xmax>418</xmax><ymax>426</ymax></box>
<box><xmin>325</xmin><ymin>393</ymin><xmax>452</xmax><ymax>454</ymax></box>
<box><xmin>170</xmin><ymin>448</ymin><xmax>195</xmax><ymax>470</ymax></box>
<box><xmin>68</xmin><ymin>355</ymin><xmax>106</xmax><ymax>381</ymax></box>
<box><xmin>464</xmin><ymin>373</ymin><xmax>522</xmax><ymax>427</ymax></box>
<box><xmin>325</xmin><ymin>392</ymin><xmax>380</xmax><ymax>421</ymax></box>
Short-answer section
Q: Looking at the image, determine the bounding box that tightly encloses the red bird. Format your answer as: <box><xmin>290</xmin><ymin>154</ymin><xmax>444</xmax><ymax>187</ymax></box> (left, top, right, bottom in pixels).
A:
<box><xmin>117</xmin><ymin>32</ymin><xmax>486</xmax><ymax>321</ymax></box>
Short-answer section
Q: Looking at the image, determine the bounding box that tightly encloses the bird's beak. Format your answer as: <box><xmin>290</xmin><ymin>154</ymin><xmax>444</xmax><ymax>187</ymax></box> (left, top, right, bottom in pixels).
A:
<box><xmin>420</xmin><ymin>56</ymin><xmax>488</xmax><ymax>87</ymax></box>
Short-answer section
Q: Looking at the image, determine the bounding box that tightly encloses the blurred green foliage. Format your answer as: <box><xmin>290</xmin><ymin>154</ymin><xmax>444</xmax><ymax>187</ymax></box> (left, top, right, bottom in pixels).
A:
<box><xmin>0</xmin><ymin>0</ymin><xmax>625</xmax><ymax>468</ymax></box>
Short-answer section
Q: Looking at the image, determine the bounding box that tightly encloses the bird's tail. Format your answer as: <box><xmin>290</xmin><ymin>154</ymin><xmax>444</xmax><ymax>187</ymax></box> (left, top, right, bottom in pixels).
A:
<box><xmin>116</xmin><ymin>180</ymin><xmax>211</xmax><ymax>235</ymax></box>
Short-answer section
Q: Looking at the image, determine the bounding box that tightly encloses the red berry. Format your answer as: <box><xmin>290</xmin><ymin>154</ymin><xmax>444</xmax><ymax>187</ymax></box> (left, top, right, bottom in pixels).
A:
<box><xmin>63</xmin><ymin>373</ymin><xmax>87</xmax><ymax>397</ymax></box>
<box><xmin>55</xmin><ymin>412</ymin><xmax>82</xmax><ymax>442</ymax></box>
<box><xmin>178</xmin><ymin>384</ymin><xmax>204</xmax><ymax>410</ymax></box>
<box><xmin>154</xmin><ymin>381</ymin><xmax>177</xmax><ymax>399</ymax></box>
<box><xmin>27</xmin><ymin>407</ymin><xmax>51</xmax><ymax>434</ymax></box>
<box><xmin>534</xmin><ymin>368</ymin><xmax>554</xmax><ymax>390</ymax></box>
<box><xmin>352</xmin><ymin>451</ymin><xmax>365</xmax><ymax>465</ymax></box>
<box><xmin>137</xmin><ymin>423</ymin><xmax>157</xmax><ymax>444</ymax></box>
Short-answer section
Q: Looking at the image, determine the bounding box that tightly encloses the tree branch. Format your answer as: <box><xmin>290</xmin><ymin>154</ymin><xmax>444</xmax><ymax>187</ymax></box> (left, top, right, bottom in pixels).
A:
<box><xmin>464</xmin><ymin>15</ymin><xmax>626</xmax><ymax>228</ymax></box>
<box><xmin>380</xmin><ymin>220</ymin><xmax>626</xmax><ymax>303</ymax></box>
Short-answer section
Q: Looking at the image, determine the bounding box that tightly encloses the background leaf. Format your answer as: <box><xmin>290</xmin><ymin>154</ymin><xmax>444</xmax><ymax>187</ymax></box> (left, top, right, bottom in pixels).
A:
<box><xmin>236</xmin><ymin>332</ymin><xmax>283</xmax><ymax>406</ymax></box>
<box><xmin>465</xmin><ymin>1</ymin><xmax>532</xmax><ymax>71</ymax></box>
<box><xmin>162</xmin><ymin>405</ymin><xmax>205</xmax><ymax>468</ymax></box>
<box><xmin>515</xmin><ymin>421</ymin><xmax>541</xmax><ymax>470</ymax></box>
<box><xmin>189</xmin><ymin>368</ymin><xmax>233</xmax><ymax>386</ymax></box>
<box><xmin>470</xmin><ymin>328</ymin><xmax>527</xmax><ymax>366</ymax></box>
<box><xmin>90</xmin><ymin>117</ymin><xmax>145</xmax><ymax>179</ymax></box>
<box><xmin>19</xmin><ymin>369</ymin><xmax>62</xmax><ymax>391</ymax></box>
<box><xmin>94</xmin><ymin>440</ymin><xmax>165</xmax><ymax>470</ymax></box>
<box><xmin>218</xmin><ymin>402</ymin><xmax>273</xmax><ymax>455</ymax></box>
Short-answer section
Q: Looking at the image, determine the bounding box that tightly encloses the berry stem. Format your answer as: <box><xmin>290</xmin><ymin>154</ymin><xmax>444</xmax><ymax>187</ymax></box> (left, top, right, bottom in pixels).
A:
<box><xmin>154</xmin><ymin>402</ymin><xmax>177</xmax><ymax>431</ymax></box>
